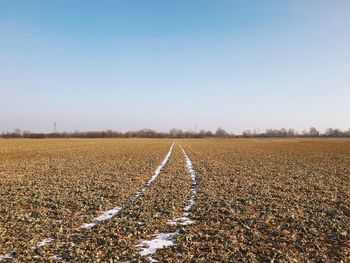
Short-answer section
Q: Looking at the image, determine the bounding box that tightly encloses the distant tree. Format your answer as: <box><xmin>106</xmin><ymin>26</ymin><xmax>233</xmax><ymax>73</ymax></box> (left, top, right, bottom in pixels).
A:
<box><xmin>169</xmin><ymin>128</ymin><xmax>178</xmax><ymax>137</ymax></box>
<box><xmin>325</xmin><ymin>128</ymin><xmax>343</xmax><ymax>137</ymax></box>
<box><xmin>176</xmin><ymin>129</ymin><xmax>184</xmax><ymax>138</ymax></box>
<box><xmin>265</xmin><ymin>129</ymin><xmax>274</xmax><ymax>137</ymax></box>
<box><xmin>308</xmin><ymin>127</ymin><xmax>320</xmax><ymax>137</ymax></box>
<box><xmin>325</xmin><ymin>128</ymin><xmax>333</xmax><ymax>136</ymax></box>
<box><xmin>280</xmin><ymin>128</ymin><xmax>287</xmax><ymax>137</ymax></box>
<box><xmin>198</xmin><ymin>130</ymin><xmax>207</xmax><ymax>138</ymax></box>
<box><xmin>265</xmin><ymin>129</ymin><xmax>280</xmax><ymax>137</ymax></box>
<box><xmin>215</xmin><ymin>127</ymin><xmax>228</xmax><ymax>137</ymax></box>
<box><xmin>242</xmin><ymin>130</ymin><xmax>252</xmax><ymax>137</ymax></box>
<box><xmin>301</xmin><ymin>129</ymin><xmax>308</xmax><ymax>136</ymax></box>
<box><xmin>2</xmin><ymin>126</ymin><xmax>348</xmax><ymax>139</ymax></box>
<box><xmin>205</xmin><ymin>130</ymin><xmax>214</xmax><ymax>137</ymax></box>
<box><xmin>346</xmin><ymin>129</ymin><xmax>350</xmax><ymax>137</ymax></box>
<box><xmin>287</xmin><ymin>129</ymin><xmax>296</xmax><ymax>137</ymax></box>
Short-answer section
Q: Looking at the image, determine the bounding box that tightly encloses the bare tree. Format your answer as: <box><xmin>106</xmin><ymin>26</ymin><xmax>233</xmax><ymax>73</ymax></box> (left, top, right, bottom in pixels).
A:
<box><xmin>215</xmin><ymin>127</ymin><xmax>228</xmax><ymax>137</ymax></box>
<box><xmin>308</xmin><ymin>127</ymin><xmax>320</xmax><ymax>137</ymax></box>
<box><xmin>205</xmin><ymin>130</ymin><xmax>214</xmax><ymax>137</ymax></box>
<box><xmin>280</xmin><ymin>128</ymin><xmax>287</xmax><ymax>137</ymax></box>
<box><xmin>242</xmin><ymin>130</ymin><xmax>252</xmax><ymax>137</ymax></box>
<box><xmin>287</xmin><ymin>129</ymin><xmax>296</xmax><ymax>137</ymax></box>
<box><xmin>169</xmin><ymin>128</ymin><xmax>178</xmax><ymax>137</ymax></box>
<box><xmin>325</xmin><ymin>128</ymin><xmax>342</xmax><ymax>137</ymax></box>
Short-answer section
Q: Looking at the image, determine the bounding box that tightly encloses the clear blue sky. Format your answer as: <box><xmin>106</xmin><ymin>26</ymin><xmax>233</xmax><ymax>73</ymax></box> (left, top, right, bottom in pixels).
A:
<box><xmin>1</xmin><ymin>0</ymin><xmax>349</xmax><ymax>133</ymax></box>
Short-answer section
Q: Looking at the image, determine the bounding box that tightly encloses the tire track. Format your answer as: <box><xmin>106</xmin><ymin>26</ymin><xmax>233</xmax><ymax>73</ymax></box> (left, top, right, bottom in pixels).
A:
<box><xmin>44</xmin><ymin>141</ymin><xmax>186</xmax><ymax>261</ymax></box>
<box><xmin>0</xmin><ymin>140</ymin><xmax>175</xmax><ymax>261</ymax></box>
<box><xmin>137</xmin><ymin>144</ymin><xmax>198</xmax><ymax>261</ymax></box>
<box><xmin>81</xmin><ymin>140</ymin><xmax>175</xmax><ymax>229</ymax></box>
<box><xmin>167</xmin><ymin>145</ymin><xmax>197</xmax><ymax>226</ymax></box>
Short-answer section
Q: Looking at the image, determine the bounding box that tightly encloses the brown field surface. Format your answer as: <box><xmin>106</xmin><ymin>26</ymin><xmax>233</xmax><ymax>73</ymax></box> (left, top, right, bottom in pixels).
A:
<box><xmin>0</xmin><ymin>139</ymin><xmax>172</xmax><ymax>260</ymax></box>
<box><xmin>0</xmin><ymin>138</ymin><xmax>349</xmax><ymax>262</ymax></box>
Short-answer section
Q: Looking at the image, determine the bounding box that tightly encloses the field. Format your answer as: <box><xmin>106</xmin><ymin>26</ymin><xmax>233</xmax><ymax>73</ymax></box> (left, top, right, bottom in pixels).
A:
<box><xmin>0</xmin><ymin>139</ymin><xmax>349</xmax><ymax>262</ymax></box>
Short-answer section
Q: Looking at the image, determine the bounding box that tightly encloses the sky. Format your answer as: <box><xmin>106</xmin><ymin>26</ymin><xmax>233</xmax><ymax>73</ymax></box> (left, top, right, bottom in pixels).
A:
<box><xmin>0</xmin><ymin>0</ymin><xmax>349</xmax><ymax>133</ymax></box>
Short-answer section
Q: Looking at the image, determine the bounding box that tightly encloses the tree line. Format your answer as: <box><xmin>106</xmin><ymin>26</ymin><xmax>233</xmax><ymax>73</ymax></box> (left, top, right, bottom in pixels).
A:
<box><xmin>1</xmin><ymin>127</ymin><xmax>350</xmax><ymax>139</ymax></box>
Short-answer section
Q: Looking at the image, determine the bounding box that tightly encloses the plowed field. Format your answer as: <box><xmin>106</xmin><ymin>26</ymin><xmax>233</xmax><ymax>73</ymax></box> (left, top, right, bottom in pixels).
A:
<box><xmin>0</xmin><ymin>139</ymin><xmax>349</xmax><ymax>262</ymax></box>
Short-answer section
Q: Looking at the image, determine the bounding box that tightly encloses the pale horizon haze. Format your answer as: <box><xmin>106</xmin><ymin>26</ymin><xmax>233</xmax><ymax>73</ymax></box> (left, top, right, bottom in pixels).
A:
<box><xmin>1</xmin><ymin>1</ymin><xmax>349</xmax><ymax>134</ymax></box>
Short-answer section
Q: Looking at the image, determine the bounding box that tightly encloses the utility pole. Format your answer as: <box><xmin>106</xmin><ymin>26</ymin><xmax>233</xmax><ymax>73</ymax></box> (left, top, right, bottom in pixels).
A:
<box><xmin>54</xmin><ymin>121</ymin><xmax>57</xmax><ymax>133</ymax></box>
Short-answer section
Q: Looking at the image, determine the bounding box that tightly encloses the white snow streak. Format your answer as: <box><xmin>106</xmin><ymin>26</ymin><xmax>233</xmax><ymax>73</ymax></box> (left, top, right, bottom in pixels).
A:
<box><xmin>35</xmin><ymin>238</ymin><xmax>54</xmax><ymax>248</ymax></box>
<box><xmin>167</xmin><ymin>215</ymin><xmax>194</xmax><ymax>226</ymax></box>
<box><xmin>138</xmin><ymin>144</ymin><xmax>198</xmax><ymax>261</ymax></box>
<box><xmin>52</xmin><ymin>255</ymin><xmax>62</xmax><ymax>260</ymax></box>
<box><xmin>167</xmin><ymin>145</ymin><xmax>198</xmax><ymax>226</ymax></box>
<box><xmin>180</xmin><ymin>145</ymin><xmax>197</xmax><ymax>213</ymax></box>
<box><xmin>81</xmin><ymin>206</ymin><xmax>122</xmax><ymax>229</ymax></box>
<box><xmin>145</xmin><ymin>141</ymin><xmax>175</xmax><ymax>188</ymax></box>
<box><xmin>137</xmin><ymin>231</ymin><xmax>178</xmax><ymax>256</ymax></box>
<box><xmin>0</xmin><ymin>253</ymin><xmax>14</xmax><ymax>261</ymax></box>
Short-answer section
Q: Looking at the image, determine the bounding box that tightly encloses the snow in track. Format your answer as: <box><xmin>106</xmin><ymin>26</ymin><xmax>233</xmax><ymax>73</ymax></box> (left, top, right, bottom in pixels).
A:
<box><xmin>137</xmin><ymin>231</ymin><xmax>179</xmax><ymax>256</ymax></box>
<box><xmin>0</xmin><ymin>140</ymin><xmax>175</xmax><ymax>261</ymax></box>
<box><xmin>34</xmin><ymin>238</ymin><xmax>54</xmax><ymax>248</ymax></box>
<box><xmin>81</xmin><ymin>140</ymin><xmax>174</xmax><ymax>229</ymax></box>
<box><xmin>0</xmin><ymin>253</ymin><xmax>14</xmax><ymax>261</ymax></box>
<box><xmin>137</xmin><ymin>144</ymin><xmax>198</xmax><ymax>261</ymax></box>
<box><xmin>134</xmin><ymin>141</ymin><xmax>175</xmax><ymax>199</ymax></box>
<box><xmin>167</xmin><ymin>145</ymin><xmax>197</xmax><ymax>226</ymax></box>
<box><xmin>81</xmin><ymin>206</ymin><xmax>123</xmax><ymax>229</ymax></box>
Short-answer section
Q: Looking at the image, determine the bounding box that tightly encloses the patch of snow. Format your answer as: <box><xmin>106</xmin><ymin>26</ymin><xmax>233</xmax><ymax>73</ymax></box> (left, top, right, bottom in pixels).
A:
<box><xmin>137</xmin><ymin>232</ymin><xmax>178</xmax><ymax>256</ymax></box>
<box><xmin>81</xmin><ymin>206</ymin><xmax>122</xmax><ymax>229</ymax></box>
<box><xmin>36</xmin><ymin>238</ymin><xmax>54</xmax><ymax>248</ymax></box>
<box><xmin>167</xmin><ymin>216</ymin><xmax>194</xmax><ymax>226</ymax></box>
<box><xmin>52</xmin><ymin>255</ymin><xmax>62</xmax><ymax>260</ymax></box>
<box><xmin>31</xmin><ymin>238</ymin><xmax>54</xmax><ymax>250</ymax></box>
<box><xmin>0</xmin><ymin>252</ymin><xmax>14</xmax><ymax>261</ymax></box>
<box><xmin>134</xmin><ymin>188</ymin><xmax>146</xmax><ymax>198</ymax></box>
